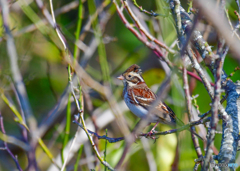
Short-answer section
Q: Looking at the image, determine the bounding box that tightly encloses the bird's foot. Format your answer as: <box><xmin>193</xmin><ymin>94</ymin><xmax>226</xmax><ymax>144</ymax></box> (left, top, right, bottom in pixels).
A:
<box><xmin>146</xmin><ymin>130</ymin><xmax>156</xmax><ymax>139</ymax></box>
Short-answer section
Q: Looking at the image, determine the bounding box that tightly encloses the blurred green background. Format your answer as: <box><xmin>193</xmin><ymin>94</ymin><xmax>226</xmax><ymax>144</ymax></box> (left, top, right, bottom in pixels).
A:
<box><xmin>0</xmin><ymin>0</ymin><xmax>240</xmax><ymax>170</ymax></box>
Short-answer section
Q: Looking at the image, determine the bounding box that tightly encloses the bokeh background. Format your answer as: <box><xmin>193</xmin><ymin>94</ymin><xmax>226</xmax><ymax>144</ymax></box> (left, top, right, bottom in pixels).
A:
<box><xmin>0</xmin><ymin>0</ymin><xmax>240</xmax><ymax>170</ymax></box>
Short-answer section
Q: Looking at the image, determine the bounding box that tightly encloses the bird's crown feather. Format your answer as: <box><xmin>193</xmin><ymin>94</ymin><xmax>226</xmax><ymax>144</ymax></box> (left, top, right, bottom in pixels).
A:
<box><xmin>124</xmin><ymin>64</ymin><xmax>142</xmax><ymax>74</ymax></box>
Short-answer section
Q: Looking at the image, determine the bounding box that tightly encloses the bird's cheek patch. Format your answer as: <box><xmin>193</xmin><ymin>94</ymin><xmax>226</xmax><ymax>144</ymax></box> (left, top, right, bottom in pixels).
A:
<box><xmin>131</xmin><ymin>77</ymin><xmax>139</xmax><ymax>83</ymax></box>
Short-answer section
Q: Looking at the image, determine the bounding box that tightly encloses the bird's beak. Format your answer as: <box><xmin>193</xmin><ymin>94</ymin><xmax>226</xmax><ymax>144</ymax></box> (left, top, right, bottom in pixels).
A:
<box><xmin>117</xmin><ymin>75</ymin><xmax>124</xmax><ymax>80</ymax></box>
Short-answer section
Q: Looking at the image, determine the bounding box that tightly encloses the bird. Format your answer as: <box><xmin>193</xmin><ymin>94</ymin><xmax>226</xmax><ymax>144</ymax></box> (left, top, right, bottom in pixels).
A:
<box><xmin>117</xmin><ymin>64</ymin><xmax>178</xmax><ymax>138</ymax></box>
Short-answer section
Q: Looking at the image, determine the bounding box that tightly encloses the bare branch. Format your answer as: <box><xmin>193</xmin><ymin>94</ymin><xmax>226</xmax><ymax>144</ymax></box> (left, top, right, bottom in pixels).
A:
<box><xmin>195</xmin><ymin>0</ymin><xmax>240</xmax><ymax>60</ymax></box>
<box><xmin>122</xmin><ymin>0</ymin><xmax>175</xmax><ymax>54</ymax></box>
<box><xmin>203</xmin><ymin>50</ymin><xmax>225</xmax><ymax>169</ymax></box>
<box><xmin>183</xmin><ymin>55</ymin><xmax>203</xmax><ymax>163</ymax></box>
<box><xmin>0</xmin><ymin>112</ymin><xmax>24</xmax><ymax>171</ymax></box>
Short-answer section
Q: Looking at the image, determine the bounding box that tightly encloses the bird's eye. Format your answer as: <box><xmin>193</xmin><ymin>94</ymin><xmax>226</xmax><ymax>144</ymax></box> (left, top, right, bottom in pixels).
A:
<box><xmin>128</xmin><ymin>75</ymin><xmax>131</xmax><ymax>78</ymax></box>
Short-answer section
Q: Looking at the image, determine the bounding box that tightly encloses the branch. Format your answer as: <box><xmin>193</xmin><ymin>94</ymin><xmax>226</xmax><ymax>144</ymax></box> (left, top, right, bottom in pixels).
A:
<box><xmin>169</xmin><ymin>0</ymin><xmax>185</xmax><ymax>45</ymax></box>
<box><xmin>68</xmin><ymin>83</ymin><xmax>114</xmax><ymax>171</ymax></box>
<box><xmin>195</xmin><ymin>0</ymin><xmax>240</xmax><ymax>61</ymax></box>
<box><xmin>122</xmin><ymin>0</ymin><xmax>176</xmax><ymax>54</ymax></box>
<box><xmin>178</xmin><ymin>6</ymin><xmax>216</xmax><ymax>68</ymax></box>
<box><xmin>203</xmin><ymin>51</ymin><xmax>225</xmax><ymax>169</ymax></box>
<box><xmin>0</xmin><ymin>113</ymin><xmax>23</xmax><ymax>171</ymax></box>
<box><xmin>183</xmin><ymin>56</ymin><xmax>203</xmax><ymax>163</ymax></box>
<box><xmin>218</xmin><ymin>81</ymin><xmax>240</xmax><ymax>169</ymax></box>
<box><xmin>73</xmin><ymin>120</ymin><xmax>124</xmax><ymax>143</ymax></box>
<box><xmin>74</xmin><ymin>114</ymin><xmax>209</xmax><ymax>142</ymax></box>
<box><xmin>36</xmin><ymin>0</ymin><xmax>112</xmax><ymax>139</ymax></box>
<box><xmin>0</xmin><ymin>0</ymin><xmax>37</xmax><ymax>136</ymax></box>
<box><xmin>0</xmin><ymin>0</ymin><xmax>38</xmax><ymax>169</ymax></box>
<box><xmin>186</xmin><ymin>70</ymin><xmax>214</xmax><ymax>86</ymax></box>
<box><xmin>112</xmin><ymin>0</ymin><xmax>173</xmax><ymax>68</ymax></box>
<box><xmin>132</xmin><ymin>0</ymin><xmax>162</xmax><ymax>17</ymax></box>
<box><xmin>186</xmin><ymin>48</ymin><xmax>228</xmax><ymax>119</ymax></box>
<box><xmin>45</xmin><ymin>1</ymin><xmax>117</xmax><ymax>170</ymax></box>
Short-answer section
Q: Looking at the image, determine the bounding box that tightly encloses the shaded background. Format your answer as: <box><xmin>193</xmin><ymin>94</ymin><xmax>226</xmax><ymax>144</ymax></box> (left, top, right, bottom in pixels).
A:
<box><xmin>0</xmin><ymin>0</ymin><xmax>240</xmax><ymax>170</ymax></box>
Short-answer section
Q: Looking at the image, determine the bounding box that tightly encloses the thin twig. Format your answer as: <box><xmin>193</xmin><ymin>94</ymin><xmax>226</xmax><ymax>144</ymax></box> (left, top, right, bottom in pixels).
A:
<box><xmin>11</xmin><ymin>83</ymin><xmax>28</xmax><ymax>140</ymax></box>
<box><xmin>199</xmin><ymin>95</ymin><xmax>227</xmax><ymax>119</ymax></box>
<box><xmin>70</xmin><ymin>86</ymin><xmax>114</xmax><ymax>171</ymax></box>
<box><xmin>113</xmin><ymin>0</ymin><xmax>173</xmax><ymax>69</ymax></box>
<box><xmin>0</xmin><ymin>1</ymin><xmax>38</xmax><ymax>168</ymax></box>
<box><xmin>36</xmin><ymin>0</ymin><xmax>114</xmax><ymax>139</ymax></box>
<box><xmin>49</xmin><ymin>0</ymin><xmax>67</xmax><ymax>50</ymax></box>
<box><xmin>0</xmin><ymin>112</ymin><xmax>23</xmax><ymax>171</ymax></box>
<box><xmin>195</xmin><ymin>0</ymin><xmax>240</xmax><ymax>61</ymax></box>
<box><xmin>203</xmin><ymin>53</ymin><xmax>225</xmax><ymax>169</ymax></box>
<box><xmin>132</xmin><ymin>0</ymin><xmax>162</xmax><ymax>17</ymax></box>
<box><xmin>46</xmin><ymin>1</ymin><xmax>116</xmax><ymax>170</ymax></box>
<box><xmin>114</xmin><ymin>0</ymin><xmax>215</xmax><ymax>90</ymax></box>
<box><xmin>186</xmin><ymin>48</ymin><xmax>228</xmax><ymax>119</ymax></box>
<box><xmin>183</xmin><ymin>55</ymin><xmax>203</xmax><ymax>163</ymax></box>
<box><xmin>74</xmin><ymin>113</ymin><xmax>209</xmax><ymax>142</ymax></box>
<box><xmin>140</xmin><ymin>117</ymin><xmax>210</xmax><ymax>137</ymax></box>
<box><xmin>0</xmin><ymin>131</ymin><xmax>30</xmax><ymax>151</ymax></box>
<box><xmin>179</xmin><ymin>6</ymin><xmax>216</xmax><ymax>68</ymax></box>
<box><xmin>104</xmin><ymin>129</ymin><xmax>108</xmax><ymax>171</ymax></box>
<box><xmin>225</xmin><ymin>9</ymin><xmax>240</xmax><ymax>41</ymax></box>
<box><xmin>1</xmin><ymin>92</ymin><xmax>61</xmax><ymax>169</ymax></box>
<box><xmin>122</xmin><ymin>0</ymin><xmax>175</xmax><ymax>54</ymax></box>
<box><xmin>73</xmin><ymin>121</ymin><xmax>124</xmax><ymax>143</ymax></box>
<box><xmin>0</xmin><ymin>0</ymin><xmax>37</xmax><ymax>137</ymax></box>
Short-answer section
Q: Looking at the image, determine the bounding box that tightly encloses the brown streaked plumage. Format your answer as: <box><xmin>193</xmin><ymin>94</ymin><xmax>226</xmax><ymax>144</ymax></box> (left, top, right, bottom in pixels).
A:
<box><xmin>123</xmin><ymin>64</ymin><xmax>142</xmax><ymax>75</ymax></box>
<box><xmin>118</xmin><ymin>64</ymin><xmax>203</xmax><ymax>140</ymax></box>
<box><xmin>118</xmin><ymin>64</ymin><xmax>177</xmax><ymax>128</ymax></box>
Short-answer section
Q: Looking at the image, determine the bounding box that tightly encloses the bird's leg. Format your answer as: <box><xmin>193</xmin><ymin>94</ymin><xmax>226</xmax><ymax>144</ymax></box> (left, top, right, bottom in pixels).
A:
<box><xmin>132</xmin><ymin>119</ymin><xmax>151</xmax><ymax>139</ymax></box>
<box><xmin>146</xmin><ymin>121</ymin><xmax>159</xmax><ymax>139</ymax></box>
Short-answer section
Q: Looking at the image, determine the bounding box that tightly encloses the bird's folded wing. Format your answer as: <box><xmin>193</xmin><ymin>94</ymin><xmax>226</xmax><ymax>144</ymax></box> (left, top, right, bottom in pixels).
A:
<box><xmin>130</xmin><ymin>86</ymin><xmax>156</xmax><ymax>108</ymax></box>
<box><xmin>154</xmin><ymin>102</ymin><xmax>177</xmax><ymax>126</ymax></box>
<box><xmin>130</xmin><ymin>87</ymin><xmax>177</xmax><ymax>125</ymax></box>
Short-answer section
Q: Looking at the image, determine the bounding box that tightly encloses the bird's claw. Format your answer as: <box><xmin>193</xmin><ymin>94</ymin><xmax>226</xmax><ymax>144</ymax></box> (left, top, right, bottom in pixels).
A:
<box><xmin>146</xmin><ymin>130</ymin><xmax>156</xmax><ymax>140</ymax></box>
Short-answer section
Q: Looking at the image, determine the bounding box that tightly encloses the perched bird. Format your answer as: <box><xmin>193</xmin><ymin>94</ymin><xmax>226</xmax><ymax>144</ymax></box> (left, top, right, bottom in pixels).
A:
<box><xmin>117</xmin><ymin>64</ymin><xmax>178</xmax><ymax>137</ymax></box>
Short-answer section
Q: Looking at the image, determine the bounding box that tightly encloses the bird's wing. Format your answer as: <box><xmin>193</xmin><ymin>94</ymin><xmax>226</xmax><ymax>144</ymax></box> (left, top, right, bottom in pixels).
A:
<box><xmin>129</xmin><ymin>85</ymin><xmax>177</xmax><ymax>126</ymax></box>
<box><xmin>129</xmin><ymin>86</ymin><xmax>156</xmax><ymax>109</ymax></box>
<box><xmin>153</xmin><ymin>102</ymin><xmax>177</xmax><ymax>126</ymax></box>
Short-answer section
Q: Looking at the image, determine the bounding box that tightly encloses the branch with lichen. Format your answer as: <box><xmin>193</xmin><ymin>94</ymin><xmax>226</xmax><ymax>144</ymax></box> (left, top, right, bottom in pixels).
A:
<box><xmin>178</xmin><ymin>6</ymin><xmax>216</xmax><ymax>68</ymax></box>
<box><xmin>217</xmin><ymin>81</ymin><xmax>240</xmax><ymax>170</ymax></box>
<box><xmin>203</xmin><ymin>51</ymin><xmax>225</xmax><ymax>170</ymax></box>
<box><xmin>169</xmin><ymin>0</ymin><xmax>185</xmax><ymax>46</ymax></box>
<box><xmin>113</xmin><ymin>0</ymin><xmax>215</xmax><ymax>88</ymax></box>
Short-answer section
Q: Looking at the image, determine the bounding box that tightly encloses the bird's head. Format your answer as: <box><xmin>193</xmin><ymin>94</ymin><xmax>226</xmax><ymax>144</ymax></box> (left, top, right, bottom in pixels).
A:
<box><xmin>117</xmin><ymin>64</ymin><xmax>144</xmax><ymax>86</ymax></box>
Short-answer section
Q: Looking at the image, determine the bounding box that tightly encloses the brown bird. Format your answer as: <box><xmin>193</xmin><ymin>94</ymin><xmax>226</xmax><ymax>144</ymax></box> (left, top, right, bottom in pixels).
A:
<box><xmin>118</xmin><ymin>64</ymin><xmax>178</xmax><ymax>137</ymax></box>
